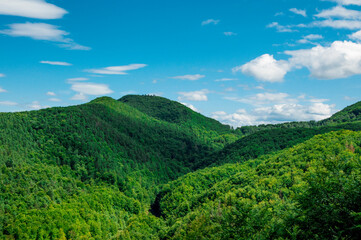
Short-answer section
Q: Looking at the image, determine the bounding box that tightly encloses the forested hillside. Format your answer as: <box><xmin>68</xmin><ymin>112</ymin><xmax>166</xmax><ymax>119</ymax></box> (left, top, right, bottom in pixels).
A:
<box><xmin>157</xmin><ymin>130</ymin><xmax>361</xmax><ymax>239</ymax></box>
<box><xmin>119</xmin><ymin>95</ymin><xmax>240</xmax><ymax>149</ymax></box>
<box><xmin>1</xmin><ymin>96</ymin><xmax>361</xmax><ymax>239</ymax></box>
<box><xmin>0</xmin><ymin>96</ymin><xmax>218</xmax><ymax>239</ymax></box>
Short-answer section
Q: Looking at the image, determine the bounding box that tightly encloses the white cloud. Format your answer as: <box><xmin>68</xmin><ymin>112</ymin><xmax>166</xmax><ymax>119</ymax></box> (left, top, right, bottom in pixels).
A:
<box><xmin>49</xmin><ymin>98</ymin><xmax>61</xmax><ymax>102</ymax></box>
<box><xmin>311</xmin><ymin>19</ymin><xmax>361</xmax><ymax>29</ymax></box>
<box><xmin>316</xmin><ymin>6</ymin><xmax>361</xmax><ymax>19</ymax></box>
<box><xmin>212</xmin><ymin>102</ymin><xmax>335</xmax><ymax>127</ymax></box>
<box><xmin>286</xmin><ymin>40</ymin><xmax>361</xmax><ymax>79</ymax></box>
<box><xmin>290</xmin><ymin>8</ymin><xmax>307</xmax><ymax>17</ymax></box>
<box><xmin>178</xmin><ymin>89</ymin><xmax>209</xmax><ymax>101</ymax></box>
<box><xmin>86</xmin><ymin>64</ymin><xmax>147</xmax><ymax>75</ymax></box>
<box><xmin>224</xmin><ymin>32</ymin><xmax>237</xmax><ymax>36</ymax></box>
<box><xmin>70</xmin><ymin>82</ymin><xmax>113</xmax><ymax>96</ymax></box>
<box><xmin>344</xmin><ymin>96</ymin><xmax>358</xmax><ymax>101</ymax></box>
<box><xmin>267</xmin><ymin>22</ymin><xmax>295</xmax><ymax>32</ymax></box>
<box><xmin>0</xmin><ymin>101</ymin><xmax>17</xmax><ymax>106</ymax></box>
<box><xmin>28</xmin><ymin>101</ymin><xmax>49</xmax><ymax>110</ymax></box>
<box><xmin>215</xmin><ymin>78</ymin><xmax>237</xmax><ymax>82</ymax></box>
<box><xmin>234</xmin><ymin>54</ymin><xmax>290</xmax><ymax>82</ymax></box>
<box><xmin>58</xmin><ymin>43</ymin><xmax>91</xmax><ymax>51</ymax></box>
<box><xmin>0</xmin><ymin>87</ymin><xmax>7</xmax><ymax>93</ymax></box>
<box><xmin>212</xmin><ymin>110</ymin><xmax>258</xmax><ymax>126</ymax></box>
<box><xmin>71</xmin><ymin>93</ymin><xmax>87</xmax><ymax>101</ymax></box>
<box><xmin>46</xmin><ymin>91</ymin><xmax>56</xmax><ymax>96</ymax></box>
<box><xmin>298</xmin><ymin>34</ymin><xmax>323</xmax><ymax>44</ymax></box>
<box><xmin>0</xmin><ymin>73</ymin><xmax>5</xmax><ymax>77</ymax></box>
<box><xmin>180</xmin><ymin>102</ymin><xmax>199</xmax><ymax>112</ymax></box>
<box><xmin>0</xmin><ymin>22</ymin><xmax>68</xmax><ymax>41</ymax></box>
<box><xmin>40</xmin><ymin>61</ymin><xmax>72</xmax><ymax>66</ymax></box>
<box><xmin>327</xmin><ymin>0</ymin><xmax>361</xmax><ymax>6</ymax></box>
<box><xmin>201</xmin><ymin>19</ymin><xmax>220</xmax><ymax>25</ymax></box>
<box><xmin>348</xmin><ymin>30</ymin><xmax>361</xmax><ymax>40</ymax></box>
<box><xmin>171</xmin><ymin>74</ymin><xmax>205</xmax><ymax>81</ymax></box>
<box><xmin>0</xmin><ymin>22</ymin><xmax>90</xmax><ymax>50</ymax></box>
<box><xmin>0</xmin><ymin>0</ymin><xmax>67</xmax><ymax>19</ymax></box>
<box><xmin>67</xmin><ymin>77</ymin><xmax>89</xmax><ymax>82</ymax></box>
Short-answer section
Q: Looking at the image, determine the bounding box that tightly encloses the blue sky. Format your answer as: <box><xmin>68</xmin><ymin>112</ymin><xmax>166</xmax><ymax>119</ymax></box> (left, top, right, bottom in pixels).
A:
<box><xmin>1</xmin><ymin>0</ymin><xmax>361</xmax><ymax>126</ymax></box>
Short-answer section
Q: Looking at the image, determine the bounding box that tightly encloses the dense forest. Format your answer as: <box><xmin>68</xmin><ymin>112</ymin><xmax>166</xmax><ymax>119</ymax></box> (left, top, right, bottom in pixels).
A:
<box><xmin>1</xmin><ymin>95</ymin><xmax>361</xmax><ymax>239</ymax></box>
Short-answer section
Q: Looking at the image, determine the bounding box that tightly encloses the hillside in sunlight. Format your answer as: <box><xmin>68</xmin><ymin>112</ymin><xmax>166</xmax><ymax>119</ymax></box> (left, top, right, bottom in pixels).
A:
<box><xmin>1</xmin><ymin>96</ymin><xmax>361</xmax><ymax>239</ymax></box>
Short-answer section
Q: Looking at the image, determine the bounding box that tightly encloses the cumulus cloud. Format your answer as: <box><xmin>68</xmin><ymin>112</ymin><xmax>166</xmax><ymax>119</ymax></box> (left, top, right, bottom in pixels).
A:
<box><xmin>0</xmin><ymin>22</ymin><xmax>90</xmax><ymax>50</ymax></box>
<box><xmin>212</xmin><ymin>102</ymin><xmax>335</xmax><ymax>127</ymax></box>
<box><xmin>0</xmin><ymin>101</ymin><xmax>17</xmax><ymax>106</ymax></box>
<box><xmin>180</xmin><ymin>102</ymin><xmax>199</xmax><ymax>112</ymax></box>
<box><xmin>49</xmin><ymin>98</ymin><xmax>61</xmax><ymax>102</ymax></box>
<box><xmin>234</xmin><ymin>54</ymin><xmax>290</xmax><ymax>82</ymax></box>
<box><xmin>0</xmin><ymin>73</ymin><xmax>5</xmax><ymax>77</ymax></box>
<box><xmin>86</xmin><ymin>64</ymin><xmax>147</xmax><ymax>75</ymax></box>
<box><xmin>171</xmin><ymin>74</ymin><xmax>205</xmax><ymax>81</ymax></box>
<box><xmin>267</xmin><ymin>22</ymin><xmax>295</xmax><ymax>32</ymax></box>
<box><xmin>212</xmin><ymin>110</ymin><xmax>258</xmax><ymax>126</ymax></box>
<box><xmin>40</xmin><ymin>61</ymin><xmax>72</xmax><ymax>66</ymax></box>
<box><xmin>0</xmin><ymin>0</ymin><xmax>67</xmax><ymax>19</ymax></box>
<box><xmin>178</xmin><ymin>89</ymin><xmax>209</xmax><ymax>101</ymax></box>
<box><xmin>0</xmin><ymin>87</ymin><xmax>7</xmax><ymax>93</ymax></box>
<box><xmin>71</xmin><ymin>93</ymin><xmax>87</xmax><ymax>101</ymax></box>
<box><xmin>311</xmin><ymin>19</ymin><xmax>361</xmax><ymax>29</ymax></box>
<box><xmin>298</xmin><ymin>34</ymin><xmax>323</xmax><ymax>44</ymax></box>
<box><xmin>348</xmin><ymin>30</ymin><xmax>361</xmax><ymax>40</ymax></box>
<box><xmin>286</xmin><ymin>41</ymin><xmax>361</xmax><ymax>79</ymax></box>
<box><xmin>290</xmin><ymin>8</ymin><xmax>307</xmax><ymax>17</ymax></box>
<box><xmin>315</xmin><ymin>6</ymin><xmax>361</xmax><ymax>19</ymax></box>
<box><xmin>327</xmin><ymin>0</ymin><xmax>361</xmax><ymax>6</ymax></box>
<box><xmin>28</xmin><ymin>101</ymin><xmax>49</xmax><ymax>110</ymax></box>
<box><xmin>201</xmin><ymin>19</ymin><xmax>220</xmax><ymax>25</ymax></box>
<box><xmin>46</xmin><ymin>91</ymin><xmax>56</xmax><ymax>96</ymax></box>
<box><xmin>70</xmin><ymin>82</ymin><xmax>113</xmax><ymax>96</ymax></box>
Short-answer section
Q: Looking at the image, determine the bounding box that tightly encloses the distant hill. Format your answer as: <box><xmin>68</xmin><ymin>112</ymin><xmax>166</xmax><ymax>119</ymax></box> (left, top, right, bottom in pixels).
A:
<box><xmin>323</xmin><ymin>100</ymin><xmax>361</xmax><ymax>124</ymax></box>
<box><xmin>119</xmin><ymin>95</ymin><xmax>241</xmax><ymax>149</ymax></box>
<box><xmin>196</xmin><ymin>121</ymin><xmax>361</xmax><ymax>168</ymax></box>
<box><xmin>236</xmin><ymin>100</ymin><xmax>361</xmax><ymax>136</ymax></box>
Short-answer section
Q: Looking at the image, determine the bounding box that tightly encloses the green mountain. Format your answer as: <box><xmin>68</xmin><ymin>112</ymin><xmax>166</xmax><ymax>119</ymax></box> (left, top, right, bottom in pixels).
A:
<box><xmin>236</xmin><ymin>101</ymin><xmax>361</xmax><ymax>135</ymax></box>
<box><xmin>1</xmin><ymin>95</ymin><xmax>361</xmax><ymax>239</ymax></box>
<box><xmin>323</xmin><ymin>101</ymin><xmax>361</xmax><ymax>124</ymax></box>
<box><xmin>196</xmin><ymin>121</ymin><xmax>361</xmax><ymax>168</ymax></box>
<box><xmin>157</xmin><ymin>130</ymin><xmax>361</xmax><ymax>239</ymax></box>
<box><xmin>0</xmin><ymin>96</ymin><xmax>218</xmax><ymax>239</ymax></box>
<box><xmin>119</xmin><ymin>95</ymin><xmax>241</xmax><ymax>149</ymax></box>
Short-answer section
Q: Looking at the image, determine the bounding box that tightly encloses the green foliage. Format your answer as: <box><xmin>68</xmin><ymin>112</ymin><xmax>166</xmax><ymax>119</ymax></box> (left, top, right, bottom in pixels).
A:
<box><xmin>2</xmin><ymin>95</ymin><xmax>361</xmax><ymax>239</ymax></box>
<box><xmin>198</xmin><ymin>122</ymin><xmax>361</xmax><ymax>168</ymax></box>
<box><xmin>157</xmin><ymin>131</ymin><xmax>361</xmax><ymax>239</ymax></box>
<box><xmin>0</xmin><ymin>97</ymin><xmax>217</xmax><ymax>239</ymax></box>
<box><xmin>119</xmin><ymin>95</ymin><xmax>241</xmax><ymax>149</ymax></box>
<box><xmin>236</xmin><ymin>101</ymin><xmax>361</xmax><ymax>135</ymax></box>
